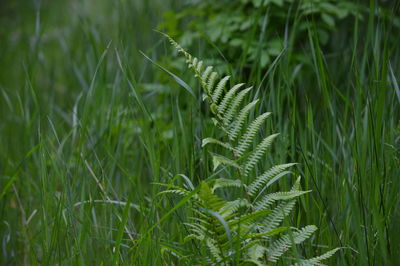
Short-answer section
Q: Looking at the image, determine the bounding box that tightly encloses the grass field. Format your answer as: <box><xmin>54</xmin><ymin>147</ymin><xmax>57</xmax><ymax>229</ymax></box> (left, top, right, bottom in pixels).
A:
<box><xmin>1</xmin><ymin>0</ymin><xmax>399</xmax><ymax>265</ymax></box>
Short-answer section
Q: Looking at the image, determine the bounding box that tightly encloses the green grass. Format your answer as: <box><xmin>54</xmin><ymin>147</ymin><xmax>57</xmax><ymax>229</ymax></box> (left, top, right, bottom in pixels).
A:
<box><xmin>1</xmin><ymin>0</ymin><xmax>399</xmax><ymax>265</ymax></box>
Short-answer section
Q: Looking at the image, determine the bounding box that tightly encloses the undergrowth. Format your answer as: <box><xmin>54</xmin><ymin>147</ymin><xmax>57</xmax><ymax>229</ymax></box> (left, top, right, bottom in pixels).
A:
<box><xmin>0</xmin><ymin>0</ymin><xmax>399</xmax><ymax>265</ymax></box>
<box><xmin>156</xmin><ymin>34</ymin><xmax>339</xmax><ymax>265</ymax></box>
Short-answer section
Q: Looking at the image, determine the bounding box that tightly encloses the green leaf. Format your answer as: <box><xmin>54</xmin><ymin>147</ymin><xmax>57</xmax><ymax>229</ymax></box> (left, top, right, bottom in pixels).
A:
<box><xmin>202</xmin><ymin>137</ymin><xmax>234</xmax><ymax>151</ymax></box>
<box><xmin>321</xmin><ymin>13</ymin><xmax>335</xmax><ymax>27</ymax></box>
<box><xmin>212</xmin><ymin>178</ymin><xmax>243</xmax><ymax>192</ymax></box>
<box><xmin>212</xmin><ymin>155</ymin><xmax>241</xmax><ymax>171</ymax></box>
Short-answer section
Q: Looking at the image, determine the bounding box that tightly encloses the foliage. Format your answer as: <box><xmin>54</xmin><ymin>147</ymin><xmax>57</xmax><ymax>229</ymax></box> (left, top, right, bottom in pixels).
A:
<box><xmin>1</xmin><ymin>0</ymin><xmax>399</xmax><ymax>265</ymax></box>
<box><xmin>159</xmin><ymin>0</ymin><xmax>363</xmax><ymax>69</ymax></box>
<box><xmin>158</xmin><ymin>35</ymin><xmax>339</xmax><ymax>264</ymax></box>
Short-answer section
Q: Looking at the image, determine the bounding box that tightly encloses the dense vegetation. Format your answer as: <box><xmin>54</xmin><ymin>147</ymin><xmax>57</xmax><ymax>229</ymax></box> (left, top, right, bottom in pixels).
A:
<box><xmin>1</xmin><ymin>0</ymin><xmax>399</xmax><ymax>265</ymax></box>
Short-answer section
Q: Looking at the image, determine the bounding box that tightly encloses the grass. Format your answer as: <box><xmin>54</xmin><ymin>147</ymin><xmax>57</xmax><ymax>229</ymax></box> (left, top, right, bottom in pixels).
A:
<box><xmin>1</xmin><ymin>0</ymin><xmax>399</xmax><ymax>265</ymax></box>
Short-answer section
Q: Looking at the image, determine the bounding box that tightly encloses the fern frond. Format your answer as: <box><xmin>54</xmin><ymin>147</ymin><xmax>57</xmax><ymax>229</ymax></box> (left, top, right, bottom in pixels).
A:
<box><xmin>212</xmin><ymin>155</ymin><xmax>241</xmax><ymax>171</ymax></box>
<box><xmin>227</xmin><ymin>99</ymin><xmax>259</xmax><ymax>141</ymax></box>
<box><xmin>158</xmin><ymin>189</ymin><xmax>189</xmax><ymax>196</ymax></box>
<box><xmin>223</xmin><ymin>86</ymin><xmax>253</xmax><ymax>125</ymax></box>
<box><xmin>297</xmin><ymin>248</ymin><xmax>341</xmax><ymax>265</ymax></box>
<box><xmin>161</xmin><ymin>34</ymin><xmax>338</xmax><ymax>264</ymax></box>
<box><xmin>184</xmin><ymin>223</ymin><xmax>207</xmax><ymax>241</ymax></box>
<box><xmin>240</xmin><ymin>238</ymin><xmax>260</xmax><ymax>249</ymax></box>
<box><xmin>212</xmin><ymin>178</ymin><xmax>243</xmax><ymax>193</ymax></box>
<box><xmin>195</xmin><ymin>60</ymin><xmax>204</xmax><ymax>74</ymax></box>
<box><xmin>218</xmin><ymin>83</ymin><xmax>245</xmax><ymax>114</ymax></box>
<box><xmin>184</xmin><ymin>54</ymin><xmax>192</xmax><ymax>64</ymax></box>
<box><xmin>262</xmin><ymin>201</ymin><xmax>296</xmax><ymax>232</ymax></box>
<box><xmin>206</xmin><ymin>238</ymin><xmax>224</xmax><ymax>263</ymax></box>
<box><xmin>236</xmin><ymin>112</ymin><xmax>272</xmax><ymax>156</ymax></box>
<box><xmin>244</xmin><ymin>133</ymin><xmax>279</xmax><ymax>176</ymax></box>
<box><xmin>247</xmin><ymin>163</ymin><xmax>297</xmax><ymax>197</ymax></box>
<box><xmin>254</xmin><ymin>190</ymin><xmax>309</xmax><ymax>211</ymax></box>
<box><xmin>228</xmin><ymin>209</ymin><xmax>271</xmax><ymax>228</ymax></box>
<box><xmin>164</xmin><ymin>34</ymin><xmax>187</xmax><ymax>56</ymax></box>
<box><xmin>219</xmin><ymin>199</ymin><xmax>250</xmax><ymax>218</ymax></box>
<box><xmin>190</xmin><ymin>215</ymin><xmax>212</xmax><ymax>229</ymax></box>
<box><xmin>184</xmin><ymin>234</ymin><xmax>203</xmax><ymax>242</ymax></box>
<box><xmin>198</xmin><ymin>182</ymin><xmax>225</xmax><ymax>211</ymax></box>
<box><xmin>207</xmin><ymin>72</ymin><xmax>218</xmax><ymax>94</ymax></box>
<box><xmin>292</xmin><ymin>176</ymin><xmax>302</xmax><ymax>191</ymax></box>
<box><xmin>246</xmin><ymin>227</ymin><xmax>287</xmax><ymax>239</ymax></box>
<box><xmin>212</xmin><ymin>75</ymin><xmax>230</xmax><ymax>103</ymax></box>
<box><xmin>247</xmin><ymin>244</ymin><xmax>266</xmax><ymax>263</ymax></box>
<box><xmin>267</xmin><ymin>225</ymin><xmax>318</xmax><ymax>262</ymax></box>
<box><xmin>201</xmin><ymin>66</ymin><xmax>214</xmax><ymax>86</ymax></box>
<box><xmin>185</xmin><ymin>221</ymin><xmax>208</xmax><ymax>233</ymax></box>
<box><xmin>156</xmin><ymin>183</ymin><xmax>190</xmax><ymax>196</ymax></box>
<box><xmin>202</xmin><ymin>137</ymin><xmax>235</xmax><ymax>152</ymax></box>
<box><xmin>189</xmin><ymin>57</ymin><xmax>198</xmax><ymax>70</ymax></box>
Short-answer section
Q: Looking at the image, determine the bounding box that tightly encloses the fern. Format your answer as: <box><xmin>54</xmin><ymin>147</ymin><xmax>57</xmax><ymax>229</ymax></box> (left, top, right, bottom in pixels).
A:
<box><xmin>222</xmin><ymin>86</ymin><xmax>253</xmax><ymax>126</ymax></box>
<box><xmin>228</xmin><ymin>99</ymin><xmax>260</xmax><ymax>141</ymax></box>
<box><xmin>158</xmin><ymin>34</ymin><xmax>339</xmax><ymax>265</ymax></box>
<box><xmin>262</xmin><ymin>201</ymin><xmax>296</xmax><ymax>233</ymax></box>
<box><xmin>248</xmin><ymin>163</ymin><xmax>297</xmax><ymax>197</ymax></box>
<box><xmin>243</xmin><ymin>133</ymin><xmax>279</xmax><ymax>176</ymax></box>
<box><xmin>202</xmin><ymin>137</ymin><xmax>236</xmax><ymax>152</ymax></box>
<box><xmin>211</xmin><ymin>178</ymin><xmax>242</xmax><ymax>193</ymax></box>
<box><xmin>267</xmin><ymin>225</ymin><xmax>318</xmax><ymax>262</ymax></box>
<box><xmin>236</xmin><ymin>111</ymin><xmax>271</xmax><ymax>156</ymax></box>
<box><xmin>213</xmin><ymin>75</ymin><xmax>230</xmax><ymax>102</ymax></box>
<box><xmin>295</xmin><ymin>248</ymin><xmax>341</xmax><ymax>265</ymax></box>
<box><xmin>218</xmin><ymin>83</ymin><xmax>245</xmax><ymax>114</ymax></box>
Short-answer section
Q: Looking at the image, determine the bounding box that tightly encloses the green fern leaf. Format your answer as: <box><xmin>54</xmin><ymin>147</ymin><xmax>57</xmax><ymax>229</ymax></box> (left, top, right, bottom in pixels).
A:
<box><xmin>262</xmin><ymin>201</ymin><xmax>296</xmax><ymax>232</ymax></box>
<box><xmin>202</xmin><ymin>137</ymin><xmax>235</xmax><ymax>152</ymax></box>
<box><xmin>298</xmin><ymin>248</ymin><xmax>341</xmax><ymax>265</ymax></box>
<box><xmin>212</xmin><ymin>178</ymin><xmax>243</xmax><ymax>192</ymax></box>
<box><xmin>189</xmin><ymin>57</ymin><xmax>198</xmax><ymax>70</ymax></box>
<box><xmin>228</xmin><ymin>209</ymin><xmax>271</xmax><ymax>228</ymax></box>
<box><xmin>184</xmin><ymin>234</ymin><xmax>203</xmax><ymax>242</ymax></box>
<box><xmin>218</xmin><ymin>83</ymin><xmax>245</xmax><ymax>114</ymax></box>
<box><xmin>201</xmin><ymin>66</ymin><xmax>213</xmax><ymax>85</ymax></box>
<box><xmin>247</xmin><ymin>244</ymin><xmax>266</xmax><ymax>263</ymax></box>
<box><xmin>158</xmin><ymin>189</ymin><xmax>189</xmax><ymax>196</ymax></box>
<box><xmin>196</xmin><ymin>60</ymin><xmax>204</xmax><ymax>74</ymax></box>
<box><xmin>244</xmin><ymin>133</ymin><xmax>279</xmax><ymax>176</ymax></box>
<box><xmin>219</xmin><ymin>198</ymin><xmax>250</xmax><ymax>218</ymax></box>
<box><xmin>223</xmin><ymin>86</ymin><xmax>253</xmax><ymax>125</ymax></box>
<box><xmin>212</xmin><ymin>155</ymin><xmax>241</xmax><ymax>171</ymax></box>
<box><xmin>247</xmin><ymin>163</ymin><xmax>297</xmax><ymax>197</ymax></box>
<box><xmin>207</xmin><ymin>71</ymin><xmax>218</xmax><ymax>94</ymax></box>
<box><xmin>267</xmin><ymin>225</ymin><xmax>318</xmax><ymax>262</ymax></box>
<box><xmin>212</xmin><ymin>75</ymin><xmax>230</xmax><ymax>103</ymax></box>
<box><xmin>198</xmin><ymin>182</ymin><xmax>225</xmax><ymax>211</ymax></box>
<box><xmin>156</xmin><ymin>183</ymin><xmax>190</xmax><ymax>196</ymax></box>
<box><xmin>161</xmin><ymin>33</ymin><xmax>338</xmax><ymax>264</ymax></box>
<box><xmin>206</xmin><ymin>238</ymin><xmax>224</xmax><ymax>263</ymax></box>
<box><xmin>236</xmin><ymin>112</ymin><xmax>272</xmax><ymax>156</ymax></box>
<box><xmin>292</xmin><ymin>176</ymin><xmax>302</xmax><ymax>190</ymax></box>
<box><xmin>254</xmin><ymin>190</ymin><xmax>310</xmax><ymax>211</ymax></box>
<box><xmin>184</xmin><ymin>223</ymin><xmax>207</xmax><ymax>241</ymax></box>
<box><xmin>246</xmin><ymin>227</ymin><xmax>288</xmax><ymax>239</ymax></box>
<box><xmin>228</xmin><ymin>99</ymin><xmax>260</xmax><ymax>141</ymax></box>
